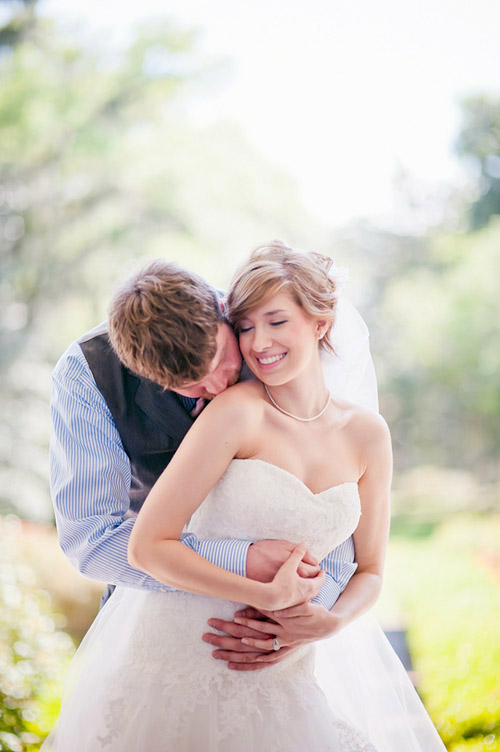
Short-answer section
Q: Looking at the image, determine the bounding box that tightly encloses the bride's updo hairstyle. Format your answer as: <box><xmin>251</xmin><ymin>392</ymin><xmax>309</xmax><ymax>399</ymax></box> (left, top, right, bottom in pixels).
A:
<box><xmin>226</xmin><ymin>240</ymin><xmax>338</xmax><ymax>354</ymax></box>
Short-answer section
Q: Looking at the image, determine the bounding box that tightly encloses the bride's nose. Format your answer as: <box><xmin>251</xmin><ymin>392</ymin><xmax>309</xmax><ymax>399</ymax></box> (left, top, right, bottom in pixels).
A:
<box><xmin>251</xmin><ymin>325</ymin><xmax>273</xmax><ymax>352</ymax></box>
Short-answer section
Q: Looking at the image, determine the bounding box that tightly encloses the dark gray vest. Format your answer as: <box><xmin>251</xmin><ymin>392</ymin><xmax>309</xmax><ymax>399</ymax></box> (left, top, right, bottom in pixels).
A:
<box><xmin>79</xmin><ymin>323</ymin><xmax>195</xmax><ymax>513</ymax></box>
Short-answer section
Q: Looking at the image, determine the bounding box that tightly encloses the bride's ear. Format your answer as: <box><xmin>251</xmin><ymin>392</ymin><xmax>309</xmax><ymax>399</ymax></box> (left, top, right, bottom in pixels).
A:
<box><xmin>315</xmin><ymin>320</ymin><xmax>329</xmax><ymax>341</ymax></box>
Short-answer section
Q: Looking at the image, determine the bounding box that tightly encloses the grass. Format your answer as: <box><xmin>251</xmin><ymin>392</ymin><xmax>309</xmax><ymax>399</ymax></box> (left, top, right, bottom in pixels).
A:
<box><xmin>386</xmin><ymin>514</ymin><xmax>500</xmax><ymax>751</ymax></box>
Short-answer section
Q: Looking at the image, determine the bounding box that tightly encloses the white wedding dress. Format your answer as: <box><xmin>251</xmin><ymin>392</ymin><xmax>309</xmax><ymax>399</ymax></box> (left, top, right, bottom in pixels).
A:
<box><xmin>43</xmin><ymin>459</ymin><xmax>446</xmax><ymax>751</ymax></box>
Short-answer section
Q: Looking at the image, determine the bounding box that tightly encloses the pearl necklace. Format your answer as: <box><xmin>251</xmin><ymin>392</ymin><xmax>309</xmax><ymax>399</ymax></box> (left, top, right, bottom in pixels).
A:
<box><xmin>264</xmin><ymin>384</ymin><xmax>331</xmax><ymax>422</ymax></box>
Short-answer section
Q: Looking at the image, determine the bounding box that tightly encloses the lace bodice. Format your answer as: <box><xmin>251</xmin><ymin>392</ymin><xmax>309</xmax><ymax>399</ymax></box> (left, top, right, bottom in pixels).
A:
<box><xmin>187</xmin><ymin>458</ymin><xmax>361</xmax><ymax>561</ymax></box>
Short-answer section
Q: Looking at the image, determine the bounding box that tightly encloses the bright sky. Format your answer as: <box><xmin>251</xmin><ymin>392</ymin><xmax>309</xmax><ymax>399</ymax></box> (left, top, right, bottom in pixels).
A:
<box><xmin>42</xmin><ymin>0</ymin><xmax>500</xmax><ymax>230</ymax></box>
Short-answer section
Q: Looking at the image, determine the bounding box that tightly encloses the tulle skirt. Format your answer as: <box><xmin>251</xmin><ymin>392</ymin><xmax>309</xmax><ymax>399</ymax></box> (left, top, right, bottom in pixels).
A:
<box><xmin>41</xmin><ymin>587</ymin><xmax>446</xmax><ymax>751</ymax></box>
<box><xmin>315</xmin><ymin>613</ymin><xmax>446</xmax><ymax>750</ymax></box>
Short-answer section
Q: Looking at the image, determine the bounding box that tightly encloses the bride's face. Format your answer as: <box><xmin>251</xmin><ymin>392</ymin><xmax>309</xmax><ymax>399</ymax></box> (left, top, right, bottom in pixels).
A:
<box><xmin>237</xmin><ymin>291</ymin><xmax>326</xmax><ymax>385</ymax></box>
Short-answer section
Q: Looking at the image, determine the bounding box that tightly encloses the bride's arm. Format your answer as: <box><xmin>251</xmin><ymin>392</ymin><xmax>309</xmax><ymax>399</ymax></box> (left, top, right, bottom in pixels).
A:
<box><xmin>128</xmin><ymin>386</ymin><xmax>324</xmax><ymax>611</ymax></box>
<box><xmin>324</xmin><ymin>412</ymin><xmax>392</xmax><ymax>626</ymax></box>
<box><xmin>277</xmin><ymin>410</ymin><xmax>392</xmax><ymax>628</ymax></box>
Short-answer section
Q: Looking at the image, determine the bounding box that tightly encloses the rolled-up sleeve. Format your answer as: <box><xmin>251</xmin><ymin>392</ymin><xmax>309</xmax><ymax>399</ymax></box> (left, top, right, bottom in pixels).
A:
<box><xmin>311</xmin><ymin>537</ymin><xmax>358</xmax><ymax>610</ymax></box>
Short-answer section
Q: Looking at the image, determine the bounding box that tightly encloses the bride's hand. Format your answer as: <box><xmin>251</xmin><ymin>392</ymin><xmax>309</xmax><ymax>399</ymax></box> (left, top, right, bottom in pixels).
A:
<box><xmin>265</xmin><ymin>543</ymin><xmax>325</xmax><ymax>611</ymax></box>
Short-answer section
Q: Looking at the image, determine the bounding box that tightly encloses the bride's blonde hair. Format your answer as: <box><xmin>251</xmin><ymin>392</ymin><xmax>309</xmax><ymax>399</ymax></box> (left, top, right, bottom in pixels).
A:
<box><xmin>226</xmin><ymin>240</ymin><xmax>339</xmax><ymax>354</ymax></box>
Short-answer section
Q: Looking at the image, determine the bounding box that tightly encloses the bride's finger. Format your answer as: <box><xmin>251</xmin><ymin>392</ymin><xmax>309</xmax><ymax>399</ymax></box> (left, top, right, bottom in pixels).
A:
<box><xmin>234</xmin><ymin>616</ymin><xmax>282</xmax><ymax>635</ymax></box>
<box><xmin>207</xmin><ymin>617</ymin><xmax>272</xmax><ymax>638</ymax></box>
<box><xmin>234</xmin><ymin>607</ymin><xmax>270</xmax><ymax>621</ymax></box>
<box><xmin>312</xmin><ymin>569</ymin><xmax>326</xmax><ymax>587</ymax></box>
<box><xmin>235</xmin><ymin>607</ymin><xmax>279</xmax><ymax>624</ymax></box>
<box><xmin>242</xmin><ymin>636</ymin><xmax>282</xmax><ymax>652</ymax></box>
<box><xmin>204</xmin><ymin>634</ymin><xmax>264</xmax><ymax>653</ymax></box>
<box><xmin>297</xmin><ymin>561</ymin><xmax>321</xmax><ymax>578</ymax></box>
<box><xmin>215</xmin><ymin>649</ymin><xmax>271</xmax><ymax>664</ymax></box>
<box><xmin>300</xmin><ymin>549</ymin><xmax>319</xmax><ymax>566</ymax></box>
<box><xmin>282</xmin><ymin>542</ymin><xmax>308</xmax><ymax>571</ymax></box>
<box><xmin>253</xmin><ymin>607</ymin><xmax>278</xmax><ymax>620</ymax></box>
<box><xmin>312</xmin><ymin>574</ymin><xmax>325</xmax><ymax>598</ymax></box>
<box><xmin>225</xmin><ymin>647</ymin><xmax>296</xmax><ymax>670</ymax></box>
<box><xmin>252</xmin><ymin>646</ymin><xmax>295</xmax><ymax>664</ymax></box>
<box><xmin>273</xmin><ymin>603</ymin><xmax>314</xmax><ymax>619</ymax></box>
<box><xmin>301</xmin><ymin>569</ymin><xmax>325</xmax><ymax>598</ymax></box>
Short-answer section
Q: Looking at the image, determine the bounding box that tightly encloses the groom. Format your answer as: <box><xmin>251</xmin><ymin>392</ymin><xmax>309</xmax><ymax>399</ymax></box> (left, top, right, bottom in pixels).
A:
<box><xmin>50</xmin><ymin>255</ymin><xmax>378</xmax><ymax>671</ymax></box>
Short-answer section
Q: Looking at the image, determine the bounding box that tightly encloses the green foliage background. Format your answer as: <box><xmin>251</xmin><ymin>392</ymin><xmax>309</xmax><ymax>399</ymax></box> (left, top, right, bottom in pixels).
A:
<box><xmin>0</xmin><ymin>517</ymin><xmax>74</xmax><ymax>751</ymax></box>
<box><xmin>1</xmin><ymin>1</ymin><xmax>499</xmax><ymax>750</ymax></box>
<box><xmin>387</xmin><ymin>516</ymin><xmax>500</xmax><ymax>751</ymax></box>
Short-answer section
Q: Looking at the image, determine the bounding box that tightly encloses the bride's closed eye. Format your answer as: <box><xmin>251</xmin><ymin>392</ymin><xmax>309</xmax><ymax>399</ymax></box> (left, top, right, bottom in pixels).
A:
<box><xmin>239</xmin><ymin>320</ymin><xmax>287</xmax><ymax>334</ymax></box>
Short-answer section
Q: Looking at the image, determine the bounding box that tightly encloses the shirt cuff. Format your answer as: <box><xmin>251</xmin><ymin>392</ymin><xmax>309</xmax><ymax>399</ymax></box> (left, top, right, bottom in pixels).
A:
<box><xmin>198</xmin><ymin>538</ymin><xmax>252</xmax><ymax>578</ymax></box>
<box><xmin>311</xmin><ymin>573</ymin><xmax>342</xmax><ymax>610</ymax></box>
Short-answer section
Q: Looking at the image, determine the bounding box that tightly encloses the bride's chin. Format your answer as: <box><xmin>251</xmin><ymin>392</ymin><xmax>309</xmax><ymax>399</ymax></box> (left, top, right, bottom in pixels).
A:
<box><xmin>245</xmin><ymin>365</ymin><xmax>290</xmax><ymax>387</ymax></box>
<box><xmin>253</xmin><ymin>365</ymin><xmax>290</xmax><ymax>382</ymax></box>
<box><xmin>260</xmin><ymin>375</ymin><xmax>293</xmax><ymax>388</ymax></box>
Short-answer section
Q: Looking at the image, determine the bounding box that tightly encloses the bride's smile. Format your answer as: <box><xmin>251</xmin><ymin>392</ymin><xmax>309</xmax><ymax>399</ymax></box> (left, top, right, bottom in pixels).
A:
<box><xmin>255</xmin><ymin>352</ymin><xmax>287</xmax><ymax>368</ymax></box>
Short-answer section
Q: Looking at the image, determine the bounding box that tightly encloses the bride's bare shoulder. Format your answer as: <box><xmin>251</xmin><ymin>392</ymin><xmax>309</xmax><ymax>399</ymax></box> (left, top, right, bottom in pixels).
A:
<box><xmin>334</xmin><ymin>396</ymin><xmax>390</xmax><ymax>446</ymax></box>
<box><xmin>203</xmin><ymin>379</ymin><xmax>264</xmax><ymax>425</ymax></box>
<box><xmin>214</xmin><ymin>378</ymin><xmax>262</xmax><ymax>403</ymax></box>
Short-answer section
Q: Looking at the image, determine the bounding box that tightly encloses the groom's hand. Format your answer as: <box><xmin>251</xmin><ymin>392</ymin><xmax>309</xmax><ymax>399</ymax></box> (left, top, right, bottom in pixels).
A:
<box><xmin>246</xmin><ymin>540</ymin><xmax>320</xmax><ymax>582</ymax></box>
<box><xmin>202</xmin><ymin>608</ymin><xmax>293</xmax><ymax>670</ymax></box>
<box><xmin>203</xmin><ymin>604</ymin><xmax>340</xmax><ymax>671</ymax></box>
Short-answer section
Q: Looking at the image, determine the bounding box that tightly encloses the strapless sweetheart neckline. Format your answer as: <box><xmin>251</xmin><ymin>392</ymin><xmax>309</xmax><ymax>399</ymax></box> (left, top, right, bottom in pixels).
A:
<box><xmin>230</xmin><ymin>457</ymin><xmax>358</xmax><ymax>497</ymax></box>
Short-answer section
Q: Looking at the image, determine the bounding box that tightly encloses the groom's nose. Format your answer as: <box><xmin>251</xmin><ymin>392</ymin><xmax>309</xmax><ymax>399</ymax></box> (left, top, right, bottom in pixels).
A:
<box><xmin>204</xmin><ymin>370</ymin><xmax>229</xmax><ymax>396</ymax></box>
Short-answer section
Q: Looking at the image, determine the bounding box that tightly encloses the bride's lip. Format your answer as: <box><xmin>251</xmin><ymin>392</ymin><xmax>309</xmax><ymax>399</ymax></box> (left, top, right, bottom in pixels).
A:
<box><xmin>254</xmin><ymin>353</ymin><xmax>287</xmax><ymax>369</ymax></box>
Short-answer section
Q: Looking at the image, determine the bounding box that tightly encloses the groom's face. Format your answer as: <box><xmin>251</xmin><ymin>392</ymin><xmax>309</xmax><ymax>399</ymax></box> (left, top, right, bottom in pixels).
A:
<box><xmin>175</xmin><ymin>323</ymin><xmax>242</xmax><ymax>400</ymax></box>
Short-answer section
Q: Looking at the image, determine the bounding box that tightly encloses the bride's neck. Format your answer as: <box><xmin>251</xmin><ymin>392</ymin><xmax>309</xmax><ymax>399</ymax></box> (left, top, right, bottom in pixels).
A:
<box><xmin>264</xmin><ymin>359</ymin><xmax>329</xmax><ymax>420</ymax></box>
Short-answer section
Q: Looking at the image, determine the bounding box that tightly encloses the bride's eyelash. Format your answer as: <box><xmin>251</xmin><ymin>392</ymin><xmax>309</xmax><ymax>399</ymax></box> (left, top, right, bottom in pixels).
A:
<box><xmin>238</xmin><ymin>320</ymin><xmax>287</xmax><ymax>333</ymax></box>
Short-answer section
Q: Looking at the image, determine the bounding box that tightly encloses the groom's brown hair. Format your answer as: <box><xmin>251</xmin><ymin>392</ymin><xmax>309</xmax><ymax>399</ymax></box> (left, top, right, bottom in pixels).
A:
<box><xmin>108</xmin><ymin>260</ymin><xmax>224</xmax><ymax>388</ymax></box>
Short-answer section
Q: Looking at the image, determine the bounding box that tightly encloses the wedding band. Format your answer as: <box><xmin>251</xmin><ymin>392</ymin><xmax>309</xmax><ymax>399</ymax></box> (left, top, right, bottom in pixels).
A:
<box><xmin>272</xmin><ymin>637</ymin><xmax>280</xmax><ymax>652</ymax></box>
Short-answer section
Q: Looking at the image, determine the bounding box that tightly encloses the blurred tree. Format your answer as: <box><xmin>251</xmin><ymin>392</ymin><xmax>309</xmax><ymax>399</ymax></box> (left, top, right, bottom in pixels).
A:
<box><xmin>328</xmin><ymin>202</ymin><xmax>500</xmax><ymax>480</ymax></box>
<box><xmin>340</xmin><ymin>220</ymin><xmax>500</xmax><ymax>477</ymax></box>
<box><xmin>0</xmin><ymin>15</ymin><xmax>201</xmax><ymax>371</ymax></box>
<box><xmin>0</xmin><ymin>11</ymin><xmax>204</xmax><ymax>519</ymax></box>
<box><xmin>456</xmin><ymin>95</ymin><xmax>500</xmax><ymax>230</ymax></box>
<box><xmin>0</xmin><ymin>7</ymin><xmax>312</xmax><ymax>520</ymax></box>
<box><xmin>0</xmin><ymin>0</ymin><xmax>38</xmax><ymax>50</ymax></box>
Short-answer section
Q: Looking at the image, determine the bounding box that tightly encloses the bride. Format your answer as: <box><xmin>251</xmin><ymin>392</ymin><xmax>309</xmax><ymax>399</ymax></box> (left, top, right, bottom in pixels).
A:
<box><xmin>42</xmin><ymin>243</ymin><xmax>446</xmax><ymax>751</ymax></box>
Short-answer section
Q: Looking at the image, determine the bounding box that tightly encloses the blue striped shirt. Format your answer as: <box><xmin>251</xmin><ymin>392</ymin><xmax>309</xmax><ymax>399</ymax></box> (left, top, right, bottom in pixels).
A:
<box><xmin>50</xmin><ymin>297</ymin><xmax>378</xmax><ymax>610</ymax></box>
